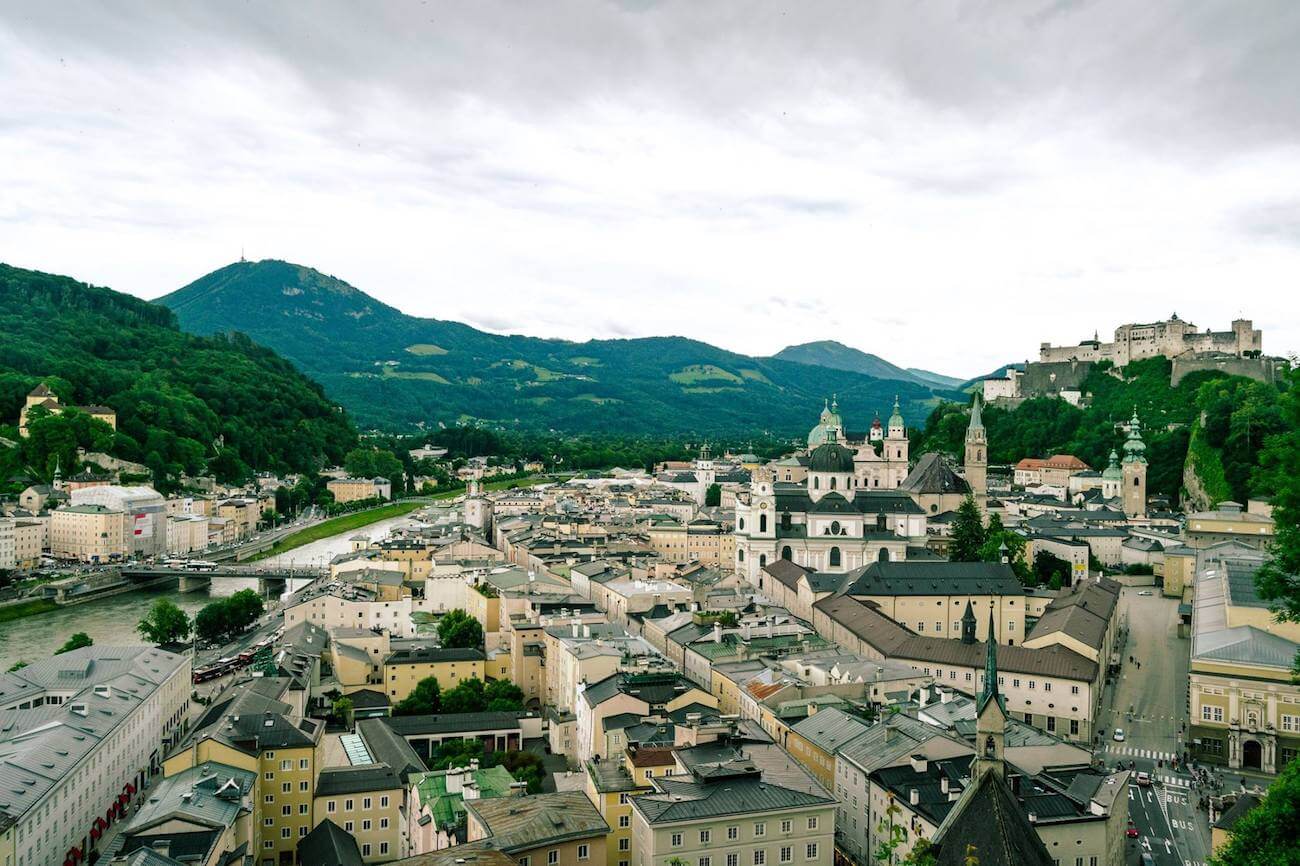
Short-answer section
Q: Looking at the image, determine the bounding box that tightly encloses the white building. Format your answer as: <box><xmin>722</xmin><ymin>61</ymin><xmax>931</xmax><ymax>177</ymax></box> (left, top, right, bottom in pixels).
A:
<box><xmin>165</xmin><ymin>514</ymin><xmax>210</xmax><ymax>555</ymax></box>
<box><xmin>0</xmin><ymin>646</ymin><xmax>191</xmax><ymax>866</ymax></box>
<box><xmin>69</xmin><ymin>485</ymin><xmax>167</xmax><ymax>558</ymax></box>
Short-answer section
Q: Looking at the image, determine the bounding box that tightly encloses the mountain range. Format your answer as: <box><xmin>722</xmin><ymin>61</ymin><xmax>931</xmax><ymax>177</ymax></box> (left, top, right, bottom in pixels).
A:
<box><xmin>160</xmin><ymin>260</ymin><xmax>967</xmax><ymax>434</ymax></box>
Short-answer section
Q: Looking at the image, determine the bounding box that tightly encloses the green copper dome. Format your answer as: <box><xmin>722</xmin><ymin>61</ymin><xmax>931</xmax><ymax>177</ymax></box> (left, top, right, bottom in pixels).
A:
<box><xmin>1102</xmin><ymin>448</ymin><xmax>1122</xmax><ymax>480</ymax></box>
<box><xmin>887</xmin><ymin>395</ymin><xmax>905</xmax><ymax>430</ymax></box>
<box><xmin>808</xmin><ymin>442</ymin><xmax>856</xmax><ymax>474</ymax></box>
<box><xmin>1122</xmin><ymin>407</ymin><xmax>1147</xmax><ymax>464</ymax></box>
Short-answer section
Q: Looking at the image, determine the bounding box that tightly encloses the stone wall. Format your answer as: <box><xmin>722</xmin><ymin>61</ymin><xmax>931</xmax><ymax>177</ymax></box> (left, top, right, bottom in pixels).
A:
<box><xmin>1170</xmin><ymin>355</ymin><xmax>1282</xmax><ymax>386</ymax></box>
<box><xmin>1020</xmin><ymin>360</ymin><xmax>1095</xmax><ymax>397</ymax></box>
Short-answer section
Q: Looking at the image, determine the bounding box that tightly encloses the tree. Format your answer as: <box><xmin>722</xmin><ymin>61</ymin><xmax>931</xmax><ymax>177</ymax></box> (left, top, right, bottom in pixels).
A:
<box><xmin>1254</xmin><ymin>367</ymin><xmax>1300</xmax><ymax>672</ymax></box>
<box><xmin>429</xmin><ymin>738</ymin><xmax>486</xmax><ymax>770</ymax></box>
<box><xmin>331</xmin><ymin>696</ymin><xmax>354</xmax><ymax>726</ymax></box>
<box><xmin>949</xmin><ymin>495</ymin><xmax>987</xmax><ymax>562</ymax></box>
<box><xmin>194</xmin><ymin>590</ymin><xmax>265</xmax><ymax>644</ymax></box>
<box><xmin>6</xmin><ymin>660</ymin><xmax>28</xmax><ymax>672</ymax></box>
<box><xmin>55</xmin><ymin>632</ymin><xmax>93</xmax><ymax>654</ymax></box>
<box><xmin>978</xmin><ymin>514</ymin><xmax>1031</xmax><ymax>583</ymax></box>
<box><xmin>485</xmin><ymin>678</ymin><xmax>525</xmax><ymax>712</ymax></box>
<box><xmin>393</xmin><ymin>676</ymin><xmax>442</xmax><ymax>716</ymax></box>
<box><xmin>493</xmin><ymin>749</ymin><xmax>545</xmax><ymax>794</ymax></box>
<box><xmin>704</xmin><ymin>483</ymin><xmax>722</xmax><ymax>507</ymax></box>
<box><xmin>137</xmin><ymin>598</ymin><xmax>192</xmax><ymax>645</ymax></box>
<box><xmin>441</xmin><ymin>678</ymin><xmax>487</xmax><ymax>714</ymax></box>
<box><xmin>1209</xmin><ymin>756</ymin><xmax>1300</xmax><ymax>866</ymax></box>
<box><xmin>437</xmin><ymin>609</ymin><xmax>484</xmax><ymax>649</ymax></box>
<box><xmin>1033</xmin><ymin>550</ymin><xmax>1072</xmax><ymax>588</ymax></box>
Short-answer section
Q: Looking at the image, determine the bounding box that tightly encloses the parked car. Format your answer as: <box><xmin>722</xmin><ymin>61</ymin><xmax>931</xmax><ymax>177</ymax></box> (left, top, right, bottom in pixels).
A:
<box><xmin>1138</xmin><ymin>590</ymin><xmax>1153</xmax><ymax>596</ymax></box>
<box><xmin>1114</xmin><ymin>728</ymin><xmax>1126</xmax><ymax>742</ymax></box>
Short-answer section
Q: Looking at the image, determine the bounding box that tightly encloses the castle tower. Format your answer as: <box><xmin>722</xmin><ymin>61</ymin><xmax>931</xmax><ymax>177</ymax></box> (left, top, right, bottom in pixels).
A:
<box><xmin>882</xmin><ymin>396</ymin><xmax>909</xmax><ymax>488</ymax></box>
<box><xmin>964</xmin><ymin>393</ymin><xmax>988</xmax><ymax>506</ymax></box>
<box><xmin>1121</xmin><ymin>407</ymin><xmax>1148</xmax><ymax>519</ymax></box>
<box><xmin>972</xmin><ymin>610</ymin><xmax>1007</xmax><ymax>781</ymax></box>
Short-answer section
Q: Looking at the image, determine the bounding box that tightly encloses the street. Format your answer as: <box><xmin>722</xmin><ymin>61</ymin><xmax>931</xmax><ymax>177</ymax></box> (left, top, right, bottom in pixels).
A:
<box><xmin>1096</xmin><ymin>588</ymin><xmax>1212</xmax><ymax>866</ymax></box>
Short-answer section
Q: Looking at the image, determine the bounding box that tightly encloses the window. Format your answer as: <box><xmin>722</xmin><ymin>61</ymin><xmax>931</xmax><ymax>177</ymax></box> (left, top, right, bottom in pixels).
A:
<box><xmin>1029</xmin><ymin>681</ymin><xmax>1036</xmax><ymax>690</ymax></box>
<box><xmin>781</xmin><ymin>820</ymin><xmax>792</xmax><ymax>834</ymax></box>
<box><xmin>1044</xmin><ymin>682</ymin><xmax>1052</xmax><ymax>692</ymax></box>
<box><xmin>578</xmin><ymin>845</ymin><xmax>589</xmax><ymax>861</ymax></box>
<box><xmin>281</xmin><ymin>828</ymin><xmax>291</xmax><ymax>839</ymax></box>
<box><xmin>281</xmin><ymin>782</ymin><xmax>290</xmax><ymax>793</ymax></box>
<box><xmin>381</xmin><ymin>843</ymin><xmax>389</xmax><ymax>856</ymax></box>
<box><xmin>618</xmin><ymin>793</ymin><xmax>629</xmax><ymax>805</ymax></box>
<box><xmin>1070</xmin><ymin>719</ymin><xmax>1080</xmax><ymax>736</ymax></box>
<box><xmin>935</xmin><ymin>621</ymin><xmax>942</xmax><ymax>632</ymax></box>
<box><xmin>381</xmin><ymin>795</ymin><xmax>390</xmax><ymax>808</ymax></box>
<box><xmin>700</xmin><ymin>830</ymin><xmax>711</xmax><ymax>844</ymax></box>
<box><xmin>1202</xmin><ymin>705</ymin><xmax>1224</xmax><ymax>723</ymax></box>
<box><xmin>619</xmin><ymin>839</ymin><xmax>630</xmax><ymax>851</ymax></box>
<box><xmin>728</xmin><ymin>856</ymin><xmax>739</xmax><ymax>866</ymax></box>
<box><xmin>728</xmin><ymin>826</ymin><xmax>739</xmax><ymax>841</ymax></box>
<box><xmin>1282</xmin><ymin>714</ymin><xmax>1300</xmax><ymax>733</ymax></box>
<box><xmin>345</xmin><ymin>821</ymin><xmax>354</xmax><ymax>832</ymax></box>
<box><xmin>1071</xmin><ymin>685</ymin><xmax>1080</xmax><ymax>695</ymax></box>
<box><xmin>780</xmin><ymin>847</ymin><xmax>792</xmax><ymax>863</ymax></box>
<box><xmin>299</xmin><ymin>781</ymin><xmax>309</xmax><ymax>791</ymax></box>
<box><xmin>300</xmin><ymin>804</ymin><xmax>308</xmax><ymax>815</ymax></box>
<box><xmin>264</xmin><ymin>772</ymin><xmax>275</xmax><ymax>780</ymax></box>
<box><xmin>754</xmin><ymin>852</ymin><xmax>766</xmax><ymax>866</ymax></box>
<box><xmin>299</xmin><ymin>758</ymin><xmax>309</xmax><ymax>769</ymax></box>
<box><xmin>619</xmin><ymin>815</ymin><xmax>630</xmax><ymax>828</ymax></box>
<box><xmin>264</xmin><ymin>818</ymin><xmax>274</xmax><ymax>827</ymax></box>
<box><xmin>754</xmin><ymin>822</ymin><xmax>766</xmax><ymax>837</ymax></box>
<box><xmin>326</xmin><ymin>800</ymin><xmax>336</xmax><ymax>814</ymax></box>
<box><xmin>1012</xmin><ymin>679</ymin><xmax>1020</xmax><ymax>688</ymax></box>
<box><xmin>672</xmin><ymin>834</ymin><xmax>684</xmax><ymax>848</ymax></box>
<box><xmin>701</xmin><ymin>859</ymin><xmax>712</xmax><ymax>866</ymax></box>
<box><xmin>548</xmin><ymin>851</ymin><xmax>559</xmax><ymax>866</ymax></box>
<box><xmin>280</xmin><ymin>760</ymin><xmax>291</xmax><ymax>770</ymax></box>
<box><xmin>380</xmin><ymin>818</ymin><xmax>389</xmax><ymax>829</ymax></box>
<box><xmin>829</xmin><ymin>547</ymin><xmax>841</xmax><ymax>567</ymax></box>
<box><xmin>282</xmin><ymin>805</ymin><xmax>291</xmax><ymax>816</ymax></box>
<box><xmin>362</xmin><ymin>844</ymin><xmax>371</xmax><ymax>856</ymax></box>
<box><xmin>519</xmin><ymin>859</ymin><xmax>531</xmax><ymax>866</ymax></box>
<box><xmin>807</xmin><ymin>817</ymin><xmax>818</xmax><ymax>830</ymax></box>
<box><xmin>917</xmin><ymin>622</ymin><xmax>925</xmax><ymax>632</ymax></box>
<box><xmin>345</xmin><ymin>799</ymin><xmax>354</xmax><ymax>811</ymax></box>
<box><xmin>1047</xmin><ymin>716</ymin><xmax>1056</xmax><ymax>733</ymax></box>
<box><xmin>362</xmin><ymin>819</ymin><xmax>371</xmax><ymax>831</ymax></box>
<box><xmin>806</xmin><ymin>844</ymin><xmax>818</xmax><ymax>860</ymax></box>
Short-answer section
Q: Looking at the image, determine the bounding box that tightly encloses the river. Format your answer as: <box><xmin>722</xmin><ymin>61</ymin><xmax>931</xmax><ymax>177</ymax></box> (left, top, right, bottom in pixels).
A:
<box><xmin>0</xmin><ymin>512</ymin><xmax>423</xmax><ymax>671</ymax></box>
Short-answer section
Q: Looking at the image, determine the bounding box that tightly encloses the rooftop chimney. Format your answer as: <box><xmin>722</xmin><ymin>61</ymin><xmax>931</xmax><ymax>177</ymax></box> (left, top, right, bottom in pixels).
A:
<box><xmin>713</xmin><ymin>621</ymin><xmax>723</xmax><ymax>643</ymax></box>
<box><xmin>909</xmin><ymin>754</ymin><xmax>927</xmax><ymax>773</ymax></box>
<box><xmin>909</xmin><ymin>788</ymin><xmax>919</xmax><ymax>806</ymax></box>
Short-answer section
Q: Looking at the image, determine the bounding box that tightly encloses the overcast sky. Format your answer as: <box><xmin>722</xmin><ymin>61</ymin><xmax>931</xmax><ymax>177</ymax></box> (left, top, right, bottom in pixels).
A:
<box><xmin>2</xmin><ymin>1</ymin><xmax>1298</xmax><ymax>377</ymax></box>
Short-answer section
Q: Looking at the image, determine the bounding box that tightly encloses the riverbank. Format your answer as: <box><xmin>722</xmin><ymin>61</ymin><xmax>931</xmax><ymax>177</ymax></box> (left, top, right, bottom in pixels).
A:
<box><xmin>0</xmin><ymin>598</ymin><xmax>60</xmax><ymax>624</ymax></box>
<box><xmin>246</xmin><ymin>499</ymin><xmax>429</xmax><ymax>562</ymax></box>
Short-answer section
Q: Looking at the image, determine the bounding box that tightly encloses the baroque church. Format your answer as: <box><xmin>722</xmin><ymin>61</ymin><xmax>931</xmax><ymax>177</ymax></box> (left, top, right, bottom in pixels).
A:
<box><xmin>733</xmin><ymin>395</ymin><xmax>989</xmax><ymax>583</ymax></box>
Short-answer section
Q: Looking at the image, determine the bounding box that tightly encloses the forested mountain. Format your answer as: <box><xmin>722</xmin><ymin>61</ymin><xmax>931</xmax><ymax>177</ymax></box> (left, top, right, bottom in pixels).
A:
<box><xmin>771</xmin><ymin>340</ymin><xmax>962</xmax><ymax>388</ymax></box>
<box><xmin>160</xmin><ymin>260</ymin><xmax>962</xmax><ymax>433</ymax></box>
<box><xmin>913</xmin><ymin>356</ymin><xmax>1294</xmax><ymax>507</ymax></box>
<box><xmin>0</xmin><ymin>263</ymin><xmax>356</xmax><ymax>492</ymax></box>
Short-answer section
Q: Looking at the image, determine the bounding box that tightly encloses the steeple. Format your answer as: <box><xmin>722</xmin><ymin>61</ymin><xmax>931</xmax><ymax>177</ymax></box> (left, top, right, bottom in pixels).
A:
<box><xmin>978</xmin><ymin>610</ymin><xmax>1002</xmax><ymax>713</ymax></box>
<box><xmin>960</xmin><ymin>600</ymin><xmax>977</xmax><ymax>644</ymax></box>
<box><xmin>1122</xmin><ymin>406</ymin><xmax>1147</xmax><ymax>464</ymax></box>
<box><xmin>968</xmin><ymin>391</ymin><xmax>984</xmax><ymax>431</ymax></box>
<box><xmin>964</xmin><ymin>393</ymin><xmax>988</xmax><ymax>502</ymax></box>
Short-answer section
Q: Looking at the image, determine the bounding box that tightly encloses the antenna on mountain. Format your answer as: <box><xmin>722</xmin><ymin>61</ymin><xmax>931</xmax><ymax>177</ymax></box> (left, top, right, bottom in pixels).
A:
<box><xmin>240</xmin><ymin>246</ymin><xmax>246</xmax><ymax>263</ymax></box>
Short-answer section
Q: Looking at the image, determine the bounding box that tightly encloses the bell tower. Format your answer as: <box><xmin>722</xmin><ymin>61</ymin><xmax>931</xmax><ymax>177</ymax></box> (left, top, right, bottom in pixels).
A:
<box><xmin>1121</xmin><ymin>407</ymin><xmax>1148</xmax><ymax>519</ymax></box>
<box><xmin>964</xmin><ymin>393</ymin><xmax>988</xmax><ymax>507</ymax></box>
<box><xmin>972</xmin><ymin>610</ymin><xmax>1007</xmax><ymax>781</ymax></box>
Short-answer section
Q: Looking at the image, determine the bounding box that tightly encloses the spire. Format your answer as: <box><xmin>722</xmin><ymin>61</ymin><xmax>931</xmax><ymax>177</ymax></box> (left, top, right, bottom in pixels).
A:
<box><xmin>1123</xmin><ymin>406</ymin><xmax>1147</xmax><ymax>464</ymax></box>
<box><xmin>961</xmin><ymin>600</ymin><xmax>977</xmax><ymax>644</ymax></box>
<box><xmin>888</xmin><ymin>395</ymin><xmax>904</xmax><ymax>432</ymax></box>
<box><xmin>978</xmin><ymin>610</ymin><xmax>1002</xmax><ymax>712</ymax></box>
<box><xmin>968</xmin><ymin>392</ymin><xmax>984</xmax><ymax>431</ymax></box>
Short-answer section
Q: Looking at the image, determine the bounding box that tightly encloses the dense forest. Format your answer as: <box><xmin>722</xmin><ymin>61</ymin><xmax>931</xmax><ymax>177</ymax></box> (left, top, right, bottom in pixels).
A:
<box><xmin>0</xmin><ymin>263</ymin><xmax>357</xmax><ymax>494</ymax></box>
<box><xmin>912</xmin><ymin>357</ymin><xmax>1293</xmax><ymax>506</ymax></box>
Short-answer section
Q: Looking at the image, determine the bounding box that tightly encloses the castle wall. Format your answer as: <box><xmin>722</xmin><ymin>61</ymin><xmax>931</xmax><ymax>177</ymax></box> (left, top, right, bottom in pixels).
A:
<box><xmin>1170</xmin><ymin>356</ymin><xmax>1280</xmax><ymax>387</ymax></box>
<box><xmin>1020</xmin><ymin>360</ymin><xmax>1094</xmax><ymax>398</ymax></box>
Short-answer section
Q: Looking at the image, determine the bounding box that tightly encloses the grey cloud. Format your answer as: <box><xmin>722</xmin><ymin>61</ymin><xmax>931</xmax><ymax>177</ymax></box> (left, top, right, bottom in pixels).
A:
<box><xmin>1234</xmin><ymin>201</ymin><xmax>1300</xmax><ymax>246</ymax></box>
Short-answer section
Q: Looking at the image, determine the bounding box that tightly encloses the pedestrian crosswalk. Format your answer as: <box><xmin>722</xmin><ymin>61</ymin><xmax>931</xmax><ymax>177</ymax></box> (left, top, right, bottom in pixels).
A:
<box><xmin>1104</xmin><ymin>745</ymin><xmax>1178</xmax><ymax>761</ymax></box>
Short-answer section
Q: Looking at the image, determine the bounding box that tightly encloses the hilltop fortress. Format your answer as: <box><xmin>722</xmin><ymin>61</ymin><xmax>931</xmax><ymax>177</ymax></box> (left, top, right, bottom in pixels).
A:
<box><xmin>984</xmin><ymin>315</ymin><xmax>1278</xmax><ymax>403</ymax></box>
<box><xmin>1038</xmin><ymin>315</ymin><xmax>1261</xmax><ymax>366</ymax></box>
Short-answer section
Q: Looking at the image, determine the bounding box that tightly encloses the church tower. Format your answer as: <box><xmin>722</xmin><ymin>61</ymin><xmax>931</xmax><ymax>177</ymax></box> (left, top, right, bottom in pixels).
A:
<box><xmin>972</xmin><ymin>610</ymin><xmax>1007</xmax><ymax>781</ymax></box>
<box><xmin>964</xmin><ymin>393</ymin><xmax>988</xmax><ymax>506</ymax></box>
<box><xmin>464</xmin><ymin>479</ymin><xmax>493</xmax><ymax>535</ymax></box>
<box><xmin>960</xmin><ymin>599</ymin><xmax>977</xmax><ymax>644</ymax></box>
<box><xmin>882</xmin><ymin>396</ymin><xmax>909</xmax><ymax>488</ymax></box>
<box><xmin>1121</xmin><ymin>407</ymin><xmax>1148</xmax><ymax>519</ymax></box>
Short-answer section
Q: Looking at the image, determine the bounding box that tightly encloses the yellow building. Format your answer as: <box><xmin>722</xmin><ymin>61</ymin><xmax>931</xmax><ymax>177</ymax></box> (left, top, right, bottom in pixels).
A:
<box><xmin>1186</xmin><ymin>501</ymin><xmax>1275</xmax><ymax>550</ymax></box>
<box><xmin>384</xmin><ymin>647</ymin><xmax>486</xmax><ymax>703</ymax></box>
<box><xmin>783</xmin><ymin>706</ymin><xmax>873</xmax><ymax>790</ymax></box>
<box><xmin>313</xmin><ymin>764</ymin><xmax>406</xmax><ymax>863</ymax></box>
<box><xmin>163</xmin><ymin>697</ymin><xmax>324</xmax><ymax>866</ymax></box>
<box><xmin>644</xmin><ymin>518</ymin><xmax>736</xmax><ymax>567</ymax></box>
<box><xmin>465</xmin><ymin>791</ymin><xmax>610</xmax><ymax>866</ymax></box>
<box><xmin>49</xmin><ymin>503</ymin><xmax>125</xmax><ymax>561</ymax></box>
<box><xmin>328</xmin><ymin>476</ymin><xmax>393</xmax><ymax>503</ymax></box>
<box><xmin>18</xmin><ymin>382</ymin><xmax>117</xmax><ymax>436</ymax></box>
<box><xmin>586</xmin><ymin>751</ymin><xmax>657</xmax><ymax>865</ymax></box>
<box><xmin>1162</xmin><ymin>544</ymin><xmax>1197</xmax><ymax>599</ymax></box>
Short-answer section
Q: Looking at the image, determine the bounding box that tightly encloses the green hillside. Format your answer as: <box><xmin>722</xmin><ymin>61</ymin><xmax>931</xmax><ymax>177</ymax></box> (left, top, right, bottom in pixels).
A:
<box><xmin>0</xmin><ymin>263</ymin><xmax>356</xmax><ymax>492</ymax></box>
<box><xmin>913</xmin><ymin>357</ymin><xmax>1293</xmax><ymax>506</ymax></box>
<box><xmin>771</xmin><ymin>340</ymin><xmax>955</xmax><ymax>387</ymax></box>
<box><xmin>160</xmin><ymin>260</ymin><xmax>961</xmax><ymax>433</ymax></box>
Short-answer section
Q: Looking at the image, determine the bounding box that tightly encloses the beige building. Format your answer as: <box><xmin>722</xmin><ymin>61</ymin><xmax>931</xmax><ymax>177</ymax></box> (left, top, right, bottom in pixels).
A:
<box><xmin>167</xmin><ymin>513</ymin><xmax>211</xmax><ymax>555</ymax></box>
<box><xmin>49</xmin><ymin>503</ymin><xmax>125</xmax><ymax>561</ymax></box>
<box><xmin>644</xmin><ymin>518</ymin><xmax>735</xmax><ymax>567</ymax></box>
<box><xmin>384</xmin><ymin>646</ymin><xmax>486</xmax><ymax>703</ymax></box>
<box><xmin>328</xmin><ymin>476</ymin><xmax>393</xmax><ymax>504</ymax></box>
<box><xmin>18</xmin><ymin>382</ymin><xmax>118</xmax><ymax>436</ymax></box>
<box><xmin>1186</xmin><ymin>501</ymin><xmax>1275</xmax><ymax>550</ymax></box>
<box><xmin>283</xmin><ymin>587</ymin><xmax>416</xmax><ymax>636</ymax></box>
<box><xmin>629</xmin><ymin>739</ymin><xmax>837</xmax><ymax>866</ymax></box>
<box><xmin>1189</xmin><ymin>547</ymin><xmax>1300</xmax><ymax>774</ymax></box>
<box><xmin>465</xmin><ymin>790</ymin><xmax>610</xmax><ymax>866</ymax></box>
<box><xmin>314</xmin><ymin>764</ymin><xmax>406</xmax><ymax>862</ymax></box>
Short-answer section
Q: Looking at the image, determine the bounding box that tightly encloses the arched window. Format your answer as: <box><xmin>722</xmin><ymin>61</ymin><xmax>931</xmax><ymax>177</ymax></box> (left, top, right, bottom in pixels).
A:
<box><xmin>1133</xmin><ymin>477</ymin><xmax>1140</xmax><ymax>487</ymax></box>
<box><xmin>878</xmin><ymin>547</ymin><xmax>890</xmax><ymax>563</ymax></box>
<box><xmin>738</xmin><ymin>549</ymin><xmax>744</xmax><ymax>562</ymax></box>
<box><xmin>813</xmin><ymin>477</ymin><xmax>820</xmax><ymax>490</ymax></box>
<box><xmin>830</xmin><ymin>477</ymin><xmax>837</xmax><ymax>490</ymax></box>
<box><xmin>831</xmin><ymin>520</ymin><xmax>841</xmax><ymax>536</ymax></box>
<box><xmin>781</xmin><ymin>546</ymin><xmax>792</xmax><ymax>561</ymax></box>
<box><xmin>781</xmin><ymin>512</ymin><xmax>791</xmax><ymax>530</ymax></box>
<box><xmin>759</xmin><ymin>554</ymin><xmax>767</xmax><ymax>568</ymax></box>
<box><xmin>876</xmin><ymin>513</ymin><xmax>886</xmax><ymax>531</ymax></box>
<box><xmin>829</xmin><ymin>547</ymin><xmax>841</xmax><ymax>567</ymax></box>
<box><xmin>984</xmin><ymin>735</ymin><xmax>996</xmax><ymax>757</ymax></box>
<box><xmin>759</xmin><ymin>514</ymin><xmax>768</xmax><ymax>533</ymax></box>
<box><xmin>738</xmin><ymin>517</ymin><xmax>745</xmax><ymax>530</ymax></box>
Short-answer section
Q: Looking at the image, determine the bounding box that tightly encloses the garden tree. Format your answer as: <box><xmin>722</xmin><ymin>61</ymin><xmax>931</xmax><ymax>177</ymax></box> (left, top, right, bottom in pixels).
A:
<box><xmin>21</xmin><ymin>408</ymin><xmax>116</xmax><ymax>482</ymax></box>
<box><xmin>1209</xmin><ymin>756</ymin><xmax>1300</xmax><ymax>866</ymax></box>
<box><xmin>6</xmin><ymin>660</ymin><xmax>29</xmax><ymax>672</ymax></box>
<box><xmin>194</xmin><ymin>589</ymin><xmax>265</xmax><ymax>643</ymax></box>
<box><xmin>441</xmin><ymin>678</ymin><xmax>487</xmax><ymax>714</ymax></box>
<box><xmin>437</xmin><ymin>609</ymin><xmax>484</xmax><ymax>649</ymax></box>
<box><xmin>1254</xmin><ymin>366</ymin><xmax>1300</xmax><ymax>671</ymax></box>
<box><xmin>948</xmin><ymin>496</ymin><xmax>987</xmax><ymax>562</ymax></box>
<box><xmin>273</xmin><ymin>486</ymin><xmax>293</xmax><ymax>516</ymax></box>
<box><xmin>137</xmin><ymin>598</ymin><xmax>192</xmax><ymax>645</ymax></box>
<box><xmin>331</xmin><ymin>696</ymin><xmax>354</xmax><ymax>725</ymax></box>
<box><xmin>393</xmin><ymin>676</ymin><xmax>442</xmax><ymax>716</ymax></box>
<box><xmin>428</xmin><ymin>738</ymin><xmax>487</xmax><ymax>770</ymax></box>
<box><xmin>55</xmin><ymin>632</ymin><xmax>93</xmax><ymax>654</ymax></box>
<box><xmin>1033</xmin><ymin>550</ymin><xmax>1072</xmax><ymax>589</ymax></box>
<box><xmin>704</xmin><ymin>483</ymin><xmax>722</xmax><ymax>507</ymax></box>
<box><xmin>485</xmin><ymin>678</ymin><xmax>525</xmax><ymax>712</ymax></box>
<box><xmin>978</xmin><ymin>513</ymin><xmax>1030</xmax><ymax>583</ymax></box>
<box><xmin>493</xmin><ymin>749</ymin><xmax>545</xmax><ymax>794</ymax></box>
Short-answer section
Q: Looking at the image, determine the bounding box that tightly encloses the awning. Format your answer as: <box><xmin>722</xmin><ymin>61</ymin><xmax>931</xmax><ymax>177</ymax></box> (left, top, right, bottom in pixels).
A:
<box><xmin>118</xmin><ymin>793</ymin><xmax>129</xmax><ymax>806</ymax></box>
<box><xmin>125</xmin><ymin>782</ymin><xmax>137</xmax><ymax>795</ymax></box>
<box><xmin>93</xmin><ymin>817</ymin><xmax>106</xmax><ymax>830</ymax></box>
<box><xmin>90</xmin><ymin>827</ymin><xmax>101</xmax><ymax>841</ymax></box>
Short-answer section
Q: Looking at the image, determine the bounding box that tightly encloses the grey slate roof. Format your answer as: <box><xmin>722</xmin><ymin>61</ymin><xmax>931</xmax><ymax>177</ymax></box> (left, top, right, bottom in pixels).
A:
<box><xmin>632</xmin><ymin>774</ymin><xmax>835</xmax><ymax>824</ymax></box>
<box><xmin>931</xmin><ymin>768</ymin><xmax>1055</xmax><ymax>866</ymax></box>
<box><xmin>357</xmin><ymin>716</ymin><xmax>427</xmax><ymax>781</ymax></box>
<box><xmin>315</xmin><ymin>762</ymin><xmax>402</xmax><ymax>796</ymax></box>
<box><xmin>787</xmin><ymin>707</ymin><xmax>872</xmax><ymax>754</ymax></box>
<box><xmin>383</xmin><ymin>711</ymin><xmax>533</xmax><ymax>737</ymax></box>
<box><xmin>900</xmin><ymin>453</ymin><xmax>971</xmax><ymax>495</ymax></box>
<box><xmin>384</xmin><ymin>646</ymin><xmax>487</xmax><ymax>665</ymax></box>
<box><xmin>843</xmin><ymin>561</ymin><xmax>1024</xmax><ymax>597</ymax></box>
<box><xmin>465</xmin><ymin>790</ymin><xmax>609</xmax><ymax>852</ymax></box>
<box><xmin>297</xmin><ymin>818</ymin><xmax>364</xmax><ymax>866</ymax></box>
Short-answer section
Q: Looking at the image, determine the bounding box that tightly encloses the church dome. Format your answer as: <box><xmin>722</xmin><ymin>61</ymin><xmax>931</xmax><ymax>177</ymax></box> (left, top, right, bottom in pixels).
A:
<box><xmin>809</xmin><ymin>443</ymin><xmax>856</xmax><ymax>474</ymax></box>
